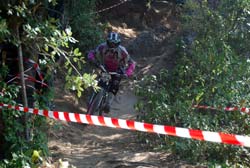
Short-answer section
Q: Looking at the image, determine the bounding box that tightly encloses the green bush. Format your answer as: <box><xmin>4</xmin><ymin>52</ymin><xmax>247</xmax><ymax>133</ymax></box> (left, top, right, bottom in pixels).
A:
<box><xmin>135</xmin><ymin>0</ymin><xmax>250</xmax><ymax>166</ymax></box>
<box><xmin>65</xmin><ymin>0</ymin><xmax>104</xmax><ymax>51</ymax></box>
<box><xmin>0</xmin><ymin>152</ymin><xmax>31</xmax><ymax>168</ymax></box>
<box><xmin>0</xmin><ymin>0</ymin><xmax>104</xmax><ymax>166</ymax></box>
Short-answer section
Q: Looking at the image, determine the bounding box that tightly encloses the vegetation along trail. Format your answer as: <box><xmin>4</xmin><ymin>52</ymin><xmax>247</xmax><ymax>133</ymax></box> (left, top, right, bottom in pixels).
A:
<box><xmin>1</xmin><ymin>1</ymin><xmax>250</xmax><ymax>168</ymax></box>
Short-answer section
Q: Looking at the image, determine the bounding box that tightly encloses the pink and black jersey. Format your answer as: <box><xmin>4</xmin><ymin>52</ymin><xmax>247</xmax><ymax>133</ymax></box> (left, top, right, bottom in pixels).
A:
<box><xmin>88</xmin><ymin>42</ymin><xmax>136</xmax><ymax>76</ymax></box>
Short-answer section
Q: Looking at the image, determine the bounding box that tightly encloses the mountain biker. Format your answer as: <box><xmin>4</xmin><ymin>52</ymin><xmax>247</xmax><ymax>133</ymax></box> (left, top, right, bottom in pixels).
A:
<box><xmin>87</xmin><ymin>32</ymin><xmax>136</xmax><ymax>114</ymax></box>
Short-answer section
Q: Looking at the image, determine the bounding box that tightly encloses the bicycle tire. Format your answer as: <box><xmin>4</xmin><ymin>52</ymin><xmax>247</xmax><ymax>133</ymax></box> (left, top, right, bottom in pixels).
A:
<box><xmin>86</xmin><ymin>89</ymin><xmax>104</xmax><ymax>116</ymax></box>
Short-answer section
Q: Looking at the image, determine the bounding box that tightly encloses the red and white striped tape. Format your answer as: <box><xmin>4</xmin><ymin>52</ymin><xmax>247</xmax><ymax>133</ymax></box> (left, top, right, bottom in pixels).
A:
<box><xmin>6</xmin><ymin>58</ymin><xmax>48</xmax><ymax>88</ymax></box>
<box><xmin>25</xmin><ymin>58</ymin><xmax>44</xmax><ymax>82</ymax></box>
<box><xmin>0</xmin><ymin>103</ymin><xmax>250</xmax><ymax>148</ymax></box>
<box><xmin>5</xmin><ymin>57</ymin><xmax>44</xmax><ymax>82</ymax></box>
<box><xmin>193</xmin><ymin>105</ymin><xmax>250</xmax><ymax>114</ymax></box>
<box><xmin>8</xmin><ymin>74</ymin><xmax>48</xmax><ymax>87</ymax></box>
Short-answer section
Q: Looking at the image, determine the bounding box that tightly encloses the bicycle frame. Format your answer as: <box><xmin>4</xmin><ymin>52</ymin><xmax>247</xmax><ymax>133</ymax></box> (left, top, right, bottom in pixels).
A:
<box><xmin>86</xmin><ymin>65</ymin><xmax>120</xmax><ymax>116</ymax></box>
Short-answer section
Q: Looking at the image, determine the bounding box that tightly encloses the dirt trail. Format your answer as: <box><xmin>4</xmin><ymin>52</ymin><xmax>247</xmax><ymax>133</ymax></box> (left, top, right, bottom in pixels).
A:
<box><xmin>48</xmin><ymin>78</ymin><xmax>204</xmax><ymax>168</ymax></box>
<box><xmin>48</xmin><ymin>80</ymin><xmax>172</xmax><ymax>168</ymax></box>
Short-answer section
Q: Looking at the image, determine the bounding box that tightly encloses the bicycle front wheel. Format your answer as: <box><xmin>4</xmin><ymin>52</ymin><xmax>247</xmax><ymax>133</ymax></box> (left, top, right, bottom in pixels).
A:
<box><xmin>86</xmin><ymin>89</ymin><xmax>104</xmax><ymax>116</ymax></box>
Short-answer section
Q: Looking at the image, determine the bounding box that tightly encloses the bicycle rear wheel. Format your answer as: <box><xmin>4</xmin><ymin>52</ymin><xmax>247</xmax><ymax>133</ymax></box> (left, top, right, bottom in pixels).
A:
<box><xmin>86</xmin><ymin>89</ymin><xmax>104</xmax><ymax>116</ymax></box>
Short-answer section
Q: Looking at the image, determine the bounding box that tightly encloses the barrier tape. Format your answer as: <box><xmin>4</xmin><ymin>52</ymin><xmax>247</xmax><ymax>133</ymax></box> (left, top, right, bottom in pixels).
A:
<box><xmin>23</xmin><ymin>74</ymin><xmax>48</xmax><ymax>87</ymax></box>
<box><xmin>7</xmin><ymin>67</ymin><xmax>33</xmax><ymax>84</ymax></box>
<box><xmin>193</xmin><ymin>105</ymin><xmax>250</xmax><ymax>114</ymax></box>
<box><xmin>0</xmin><ymin>103</ymin><xmax>250</xmax><ymax>148</ymax></box>
<box><xmin>25</xmin><ymin>58</ymin><xmax>44</xmax><ymax>82</ymax></box>
<box><xmin>8</xmin><ymin>74</ymin><xmax>48</xmax><ymax>88</ymax></box>
<box><xmin>5</xmin><ymin>57</ymin><xmax>44</xmax><ymax>81</ymax></box>
<box><xmin>6</xmin><ymin>58</ymin><xmax>48</xmax><ymax>88</ymax></box>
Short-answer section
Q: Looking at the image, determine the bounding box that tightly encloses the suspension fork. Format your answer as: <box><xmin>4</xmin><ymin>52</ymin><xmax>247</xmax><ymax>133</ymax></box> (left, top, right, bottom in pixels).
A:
<box><xmin>88</xmin><ymin>91</ymin><xmax>96</xmax><ymax>107</ymax></box>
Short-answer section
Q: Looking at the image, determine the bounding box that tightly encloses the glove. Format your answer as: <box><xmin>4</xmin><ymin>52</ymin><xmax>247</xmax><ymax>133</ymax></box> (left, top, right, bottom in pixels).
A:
<box><xmin>126</xmin><ymin>62</ymin><xmax>136</xmax><ymax>77</ymax></box>
<box><xmin>88</xmin><ymin>51</ymin><xmax>95</xmax><ymax>61</ymax></box>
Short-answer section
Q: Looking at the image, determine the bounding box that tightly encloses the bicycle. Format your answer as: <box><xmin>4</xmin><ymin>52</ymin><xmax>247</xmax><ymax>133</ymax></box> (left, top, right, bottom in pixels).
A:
<box><xmin>86</xmin><ymin>64</ymin><xmax>125</xmax><ymax>116</ymax></box>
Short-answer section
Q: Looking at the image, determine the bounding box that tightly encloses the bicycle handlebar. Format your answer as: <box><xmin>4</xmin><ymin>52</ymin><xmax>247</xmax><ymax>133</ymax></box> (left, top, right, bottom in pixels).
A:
<box><xmin>99</xmin><ymin>64</ymin><xmax>127</xmax><ymax>78</ymax></box>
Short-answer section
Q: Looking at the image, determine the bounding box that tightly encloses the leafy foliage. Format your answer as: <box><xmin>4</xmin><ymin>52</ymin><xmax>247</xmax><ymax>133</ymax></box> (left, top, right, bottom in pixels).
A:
<box><xmin>65</xmin><ymin>0</ymin><xmax>104</xmax><ymax>50</ymax></box>
<box><xmin>0</xmin><ymin>152</ymin><xmax>31</xmax><ymax>168</ymax></box>
<box><xmin>0</xmin><ymin>17</ymin><xmax>10</xmax><ymax>40</ymax></box>
<box><xmin>135</xmin><ymin>0</ymin><xmax>250</xmax><ymax>166</ymax></box>
<box><xmin>0</xmin><ymin>0</ymin><xmax>103</xmax><ymax>166</ymax></box>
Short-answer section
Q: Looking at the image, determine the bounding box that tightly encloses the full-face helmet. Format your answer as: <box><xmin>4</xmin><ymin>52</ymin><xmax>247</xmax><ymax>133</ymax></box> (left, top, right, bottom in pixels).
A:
<box><xmin>107</xmin><ymin>32</ymin><xmax>121</xmax><ymax>48</ymax></box>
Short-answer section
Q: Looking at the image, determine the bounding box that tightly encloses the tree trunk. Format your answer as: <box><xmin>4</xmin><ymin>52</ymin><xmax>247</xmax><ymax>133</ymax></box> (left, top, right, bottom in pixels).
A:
<box><xmin>16</xmin><ymin>26</ymin><xmax>30</xmax><ymax>141</ymax></box>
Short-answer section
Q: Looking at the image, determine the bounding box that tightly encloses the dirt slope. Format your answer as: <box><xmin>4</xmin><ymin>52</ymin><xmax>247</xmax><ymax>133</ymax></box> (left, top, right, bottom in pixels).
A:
<box><xmin>49</xmin><ymin>79</ymin><xmax>203</xmax><ymax>168</ymax></box>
